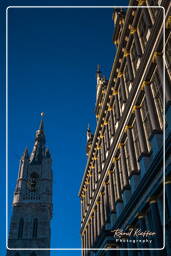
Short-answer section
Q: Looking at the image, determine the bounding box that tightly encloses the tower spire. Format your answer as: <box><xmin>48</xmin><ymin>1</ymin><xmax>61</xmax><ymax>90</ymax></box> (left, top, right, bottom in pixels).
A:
<box><xmin>30</xmin><ymin>113</ymin><xmax>46</xmax><ymax>164</ymax></box>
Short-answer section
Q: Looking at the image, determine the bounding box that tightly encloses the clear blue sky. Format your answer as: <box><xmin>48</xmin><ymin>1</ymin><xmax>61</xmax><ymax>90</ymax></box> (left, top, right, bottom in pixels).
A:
<box><xmin>0</xmin><ymin>0</ymin><xmax>128</xmax><ymax>255</ymax></box>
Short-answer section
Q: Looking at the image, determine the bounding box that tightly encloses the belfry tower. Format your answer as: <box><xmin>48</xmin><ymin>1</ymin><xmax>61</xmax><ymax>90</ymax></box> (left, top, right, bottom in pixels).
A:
<box><xmin>7</xmin><ymin>114</ymin><xmax>52</xmax><ymax>256</ymax></box>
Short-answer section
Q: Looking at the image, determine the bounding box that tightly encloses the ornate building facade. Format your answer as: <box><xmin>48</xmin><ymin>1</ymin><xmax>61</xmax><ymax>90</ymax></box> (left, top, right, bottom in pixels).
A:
<box><xmin>7</xmin><ymin>117</ymin><xmax>53</xmax><ymax>256</ymax></box>
<box><xmin>79</xmin><ymin>1</ymin><xmax>171</xmax><ymax>256</ymax></box>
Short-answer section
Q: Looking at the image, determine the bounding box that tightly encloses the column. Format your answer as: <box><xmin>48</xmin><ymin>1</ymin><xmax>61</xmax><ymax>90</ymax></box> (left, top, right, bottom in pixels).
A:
<box><xmin>108</xmin><ymin>170</ymin><xmax>115</xmax><ymax>212</ymax></box>
<box><xmin>120</xmin><ymin>75</ymin><xmax>127</xmax><ymax>103</ymax></box>
<box><xmin>124</xmin><ymin>51</ymin><xmax>134</xmax><ymax>82</ymax></box>
<box><xmin>93</xmin><ymin>209</ymin><xmax>97</xmax><ymax>244</ymax></box>
<box><xmin>103</xmin><ymin>182</ymin><xmax>109</xmax><ymax>222</ymax></box>
<box><xmin>110</xmin><ymin>108</ymin><xmax>115</xmax><ymax>135</ymax></box>
<box><xmin>113</xmin><ymin>90</ymin><xmax>120</xmax><ymax>121</ymax></box>
<box><xmin>94</xmin><ymin>160</ymin><xmax>98</xmax><ymax>184</ymax></box>
<box><xmin>119</xmin><ymin>143</ymin><xmax>129</xmax><ymax>189</ymax></box>
<box><xmin>148</xmin><ymin>198</ymin><xmax>163</xmax><ymax>248</ymax></box>
<box><xmin>125</xmin><ymin>126</ymin><xmax>138</xmax><ymax>174</ymax></box>
<box><xmin>105</xmin><ymin>124</ymin><xmax>110</xmax><ymax>150</ymax></box>
<box><xmin>86</xmin><ymin>184</ymin><xmax>90</xmax><ymax>208</ymax></box>
<box><xmin>154</xmin><ymin>52</ymin><xmax>171</xmax><ymax>104</ymax></box>
<box><xmin>88</xmin><ymin>222</ymin><xmax>91</xmax><ymax>249</ymax></box>
<box><xmin>90</xmin><ymin>216</ymin><xmax>94</xmax><ymax>248</ymax></box>
<box><xmin>133</xmin><ymin>106</ymin><xmax>149</xmax><ymax>155</ymax></box>
<box><xmin>89</xmin><ymin>173</ymin><xmax>92</xmax><ymax>200</ymax></box>
<box><xmin>92</xmin><ymin>168</ymin><xmax>95</xmax><ymax>192</ymax></box>
<box><xmin>142</xmin><ymin>81</ymin><xmax>161</xmax><ymax>132</ymax></box>
<box><xmin>98</xmin><ymin>149</ymin><xmax>102</xmax><ymax>174</ymax></box>
<box><xmin>102</xmin><ymin>136</ymin><xmax>106</xmax><ymax>162</ymax></box>
<box><xmin>96</xmin><ymin>200</ymin><xmax>101</xmax><ymax>237</ymax></box>
<box><xmin>100</xmin><ymin>192</ymin><xmax>105</xmax><ymax>229</ymax></box>
<box><xmin>85</xmin><ymin>229</ymin><xmax>88</xmax><ymax>249</ymax></box>
<box><xmin>130</xmin><ymin>27</ymin><xmax>142</xmax><ymax>57</ymax></box>
<box><xmin>113</xmin><ymin>158</ymin><xmax>122</xmax><ymax>202</ymax></box>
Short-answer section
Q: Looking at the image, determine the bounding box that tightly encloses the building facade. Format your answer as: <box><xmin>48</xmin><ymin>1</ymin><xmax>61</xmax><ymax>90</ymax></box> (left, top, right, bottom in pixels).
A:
<box><xmin>7</xmin><ymin>117</ymin><xmax>53</xmax><ymax>256</ymax></box>
<box><xmin>79</xmin><ymin>1</ymin><xmax>171</xmax><ymax>256</ymax></box>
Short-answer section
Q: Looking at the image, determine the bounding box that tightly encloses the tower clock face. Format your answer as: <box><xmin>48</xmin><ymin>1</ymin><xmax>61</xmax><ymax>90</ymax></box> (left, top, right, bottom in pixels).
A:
<box><xmin>27</xmin><ymin>172</ymin><xmax>39</xmax><ymax>192</ymax></box>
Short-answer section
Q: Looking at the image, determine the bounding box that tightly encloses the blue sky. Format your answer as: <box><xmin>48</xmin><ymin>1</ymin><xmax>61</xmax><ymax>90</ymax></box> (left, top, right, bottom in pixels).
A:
<box><xmin>0</xmin><ymin>0</ymin><xmax>128</xmax><ymax>255</ymax></box>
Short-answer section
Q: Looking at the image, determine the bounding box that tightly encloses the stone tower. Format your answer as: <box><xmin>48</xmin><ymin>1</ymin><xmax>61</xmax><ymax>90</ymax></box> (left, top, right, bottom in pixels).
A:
<box><xmin>7</xmin><ymin>116</ymin><xmax>52</xmax><ymax>256</ymax></box>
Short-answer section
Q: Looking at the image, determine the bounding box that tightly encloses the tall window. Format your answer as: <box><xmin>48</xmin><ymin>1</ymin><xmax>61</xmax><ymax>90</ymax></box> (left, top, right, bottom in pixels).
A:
<box><xmin>18</xmin><ymin>218</ymin><xmax>24</xmax><ymax>239</ymax></box>
<box><xmin>151</xmin><ymin>71</ymin><xmax>163</xmax><ymax>128</ymax></box>
<box><xmin>32</xmin><ymin>218</ymin><xmax>38</xmax><ymax>239</ymax></box>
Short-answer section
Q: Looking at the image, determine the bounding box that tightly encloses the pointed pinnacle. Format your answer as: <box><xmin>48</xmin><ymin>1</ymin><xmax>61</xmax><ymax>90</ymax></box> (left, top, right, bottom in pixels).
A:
<box><xmin>23</xmin><ymin>147</ymin><xmax>29</xmax><ymax>159</ymax></box>
<box><xmin>39</xmin><ymin>119</ymin><xmax>44</xmax><ymax>130</ymax></box>
<box><xmin>96</xmin><ymin>64</ymin><xmax>101</xmax><ymax>74</ymax></box>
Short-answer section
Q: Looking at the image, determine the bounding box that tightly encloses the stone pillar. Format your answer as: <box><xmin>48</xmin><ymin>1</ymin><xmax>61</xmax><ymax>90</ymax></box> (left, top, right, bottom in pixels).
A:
<box><xmin>93</xmin><ymin>209</ymin><xmax>97</xmax><ymax>244</ymax></box>
<box><xmin>124</xmin><ymin>51</ymin><xmax>134</xmax><ymax>82</ymax></box>
<box><xmin>154</xmin><ymin>52</ymin><xmax>171</xmax><ymax>105</ymax></box>
<box><xmin>108</xmin><ymin>170</ymin><xmax>116</xmax><ymax>212</ymax></box>
<box><xmin>105</xmin><ymin>124</ymin><xmax>110</xmax><ymax>150</ymax></box>
<box><xmin>90</xmin><ymin>216</ymin><xmax>94</xmax><ymax>248</ymax></box>
<box><xmin>133</xmin><ymin>106</ymin><xmax>149</xmax><ymax>155</ymax></box>
<box><xmin>130</xmin><ymin>27</ymin><xmax>142</xmax><ymax>57</ymax></box>
<box><xmin>100</xmin><ymin>192</ymin><xmax>105</xmax><ymax>229</ymax></box>
<box><xmin>120</xmin><ymin>74</ymin><xmax>127</xmax><ymax>102</ymax></box>
<box><xmin>142</xmin><ymin>81</ymin><xmax>161</xmax><ymax>132</ymax></box>
<box><xmin>92</xmin><ymin>168</ymin><xmax>95</xmax><ymax>192</ymax></box>
<box><xmin>96</xmin><ymin>200</ymin><xmax>101</xmax><ymax>237</ymax></box>
<box><xmin>108</xmin><ymin>106</ymin><xmax>115</xmax><ymax>135</ymax></box>
<box><xmin>98</xmin><ymin>149</ymin><xmax>102</xmax><ymax>174</ymax></box>
<box><xmin>88</xmin><ymin>221</ymin><xmax>91</xmax><ymax>249</ymax></box>
<box><xmin>119</xmin><ymin>143</ymin><xmax>129</xmax><ymax>189</ymax></box>
<box><xmin>113</xmin><ymin>157</ymin><xmax>122</xmax><ymax>202</ymax></box>
<box><xmin>89</xmin><ymin>172</ymin><xmax>92</xmax><ymax>200</ymax></box>
<box><xmin>113</xmin><ymin>90</ymin><xmax>120</xmax><ymax>121</ymax></box>
<box><xmin>125</xmin><ymin>126</ymin><xmax>138</xmax><ymax>175</ymax></box>
<box><xmin>148</xmin><ymin>198</ymin><xmax>163</xmax><ymax>249</ymax></box>
<box><xmin>104</xmin><ymin>181</ymin><xmax>110</xmax><ymax>222</ymax></box>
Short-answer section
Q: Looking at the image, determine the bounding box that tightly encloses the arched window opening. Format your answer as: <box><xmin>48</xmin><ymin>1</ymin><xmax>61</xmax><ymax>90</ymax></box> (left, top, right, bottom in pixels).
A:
<box><xmin>29</xmin><ymin>172</ymin><xmax>39</xmax><ymax>192</ymax></box>
<box><xmin>18</xmin><ymin>218</ymin><xmax>24</xmax><ymax>239</ymax></box>
<box><xmin>32</xmin><ymin>218</ymin><xmax>38</xmax><ymax>239</ymax></box>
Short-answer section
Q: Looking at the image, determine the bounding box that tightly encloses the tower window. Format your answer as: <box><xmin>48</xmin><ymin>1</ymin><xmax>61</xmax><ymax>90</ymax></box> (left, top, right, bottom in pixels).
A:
<box><xmin>28</xmin><ymin>172</ymin><xmax>39</xmax><ymax>192</ymax></box>
<box><xmin>32</xmin><ymin>218</ymin><xmax>38</xmax><ymax>239</ymax></box>
<box><xmin>18</xmin><ymin>218</ymin><xmax>24</xmax><ymax>239</ymax></box>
